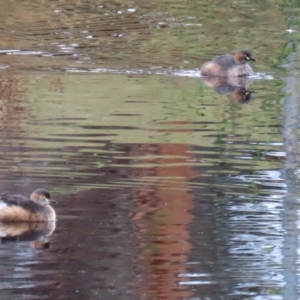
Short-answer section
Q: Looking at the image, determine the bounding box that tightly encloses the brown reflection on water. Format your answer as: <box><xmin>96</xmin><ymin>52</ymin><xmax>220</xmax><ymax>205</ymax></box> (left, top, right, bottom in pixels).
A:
<box><xmin>130</xmin><ymin>143</ymin><xmax>198</xmax><ymax>299</ymax></box>
<box><xmin>0</xmin><ymin>74</ymin><xmax>29</xmax><ymax>181</ymax></box>
<box><xmin>0</xmin><ymin>74</ymin><xmax>26</xmax><ymax>132</ymax></box>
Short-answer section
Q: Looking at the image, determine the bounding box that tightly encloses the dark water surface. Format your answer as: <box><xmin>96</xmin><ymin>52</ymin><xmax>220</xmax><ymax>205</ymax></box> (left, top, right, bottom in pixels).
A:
<box><xmin>0</xmin><ymin>0</ymin><xmax>299</xmax><ymax>299</ymax></box>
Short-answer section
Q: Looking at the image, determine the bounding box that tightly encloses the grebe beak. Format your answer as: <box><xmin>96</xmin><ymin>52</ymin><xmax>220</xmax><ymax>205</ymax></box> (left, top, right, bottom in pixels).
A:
<box><xmin>50</xmin><ymin>199</ymin><xmax>57</xmax><ymax>204</ymax></box>
<box><xmin>249</xmin><ymin>57</ymin><xmax>256</xmax><ymax>61</ymax></box>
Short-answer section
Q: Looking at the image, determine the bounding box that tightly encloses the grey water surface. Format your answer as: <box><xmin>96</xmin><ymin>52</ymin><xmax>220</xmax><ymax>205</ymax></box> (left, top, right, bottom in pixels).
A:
<box><xmin>0</xmin><ymin>0</ymin><xmax>299</xmax><ymax>299</ymax></box>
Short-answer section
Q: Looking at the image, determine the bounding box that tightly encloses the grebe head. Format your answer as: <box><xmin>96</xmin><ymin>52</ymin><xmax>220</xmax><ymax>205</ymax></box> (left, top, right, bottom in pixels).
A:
<box><xmin>234</xmin><ymin>50</ymin><xmax>256</xmax><ymax>64</ymax></box>
<box><xmin>30</xmin><ymin>189</ymin><xmax>52</xmax><ymax>206</ymax></box>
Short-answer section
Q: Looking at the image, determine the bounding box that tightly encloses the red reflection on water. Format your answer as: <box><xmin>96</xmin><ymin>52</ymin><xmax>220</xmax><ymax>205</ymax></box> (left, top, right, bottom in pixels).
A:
<box><xmin>130</xmin><ymin>142</ymin><xmax>199</xmax><ymax>300</ymax></box>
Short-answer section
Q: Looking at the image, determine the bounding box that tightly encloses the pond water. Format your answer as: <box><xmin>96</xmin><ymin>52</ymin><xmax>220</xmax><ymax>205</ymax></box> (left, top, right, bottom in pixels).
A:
<box><xmin>0</xmin><ymin>0</ymin><xmax>299</xmax><ymax>299</ymax></box>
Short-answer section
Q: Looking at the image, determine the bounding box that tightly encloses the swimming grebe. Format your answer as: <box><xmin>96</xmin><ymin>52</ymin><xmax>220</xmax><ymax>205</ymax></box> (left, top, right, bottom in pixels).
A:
<box><xmin>200</xmin><ymin>50</ymin><xmax>255</xmax><ymax>77</ymax></box>
<box><xmin>0</xmin><ymin>189</ymin><xmax>56</xmax><ymax>222</ymax></box>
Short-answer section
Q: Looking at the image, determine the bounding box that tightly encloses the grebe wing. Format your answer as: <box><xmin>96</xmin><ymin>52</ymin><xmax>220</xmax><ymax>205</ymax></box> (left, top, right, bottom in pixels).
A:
<box><xmin>0</xmin><ymin>194</ymin><xmax>41</xmax><ymax>213</ymax></box>
<box><xmin>213</xmin><ymin>54</ymin><xmax>235</xmax><ymax>66</ymax></box>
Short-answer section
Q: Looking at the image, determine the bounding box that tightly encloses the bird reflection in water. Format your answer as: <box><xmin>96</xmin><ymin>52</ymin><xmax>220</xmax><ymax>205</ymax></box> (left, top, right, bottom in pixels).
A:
<box><xmin>201</xmin><ymin>76</ymin><xmax>255</xmax><ymax>104</ymax></box>
<box><xmin>0</xmin><ymin>221</ymin><xmax>55</xmax><ymax>249</ymax></box>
